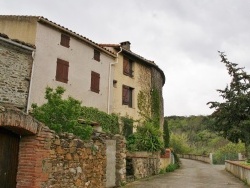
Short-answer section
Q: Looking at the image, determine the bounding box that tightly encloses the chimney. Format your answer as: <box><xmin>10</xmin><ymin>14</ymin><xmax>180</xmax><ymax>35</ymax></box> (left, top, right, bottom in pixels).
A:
<box><xmin>120</xmin><ymin>41</ymin><xmax>131</xmax><ymax>50</ymax></box>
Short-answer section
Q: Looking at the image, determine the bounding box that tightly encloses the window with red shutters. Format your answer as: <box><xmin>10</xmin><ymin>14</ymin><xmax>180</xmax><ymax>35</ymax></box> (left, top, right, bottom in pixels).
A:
<box><xmin>56</xmin><ymin>58</ymin><xmax>69</xmax><ymax>83</ymax></box>
<box><xmin>93</xmin><ymin>49</ymin><xmax>100</xmax><ymax>62</ymax></box>
<box><xmin>91</xmin><ymin>71</ymin><xmax>100</xmax><ymax>93</ymax></box>
<box><xmin>122</xmin><ymin>85</ymin><xmax>133</xmax><ymax>107</ymax></box>
<box><xmin>123</xmin><ymin>57</ymin><xmax>133</xmax><ymax>77</ymax></box>
<box><xmin>60</xmin><ymin>33</ymin><xmax>70</xmax><ymax>48</ymax></box>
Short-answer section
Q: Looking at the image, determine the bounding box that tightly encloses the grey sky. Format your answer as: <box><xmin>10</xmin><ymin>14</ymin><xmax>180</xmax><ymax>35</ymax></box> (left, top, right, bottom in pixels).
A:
<box><xmin>1</xmin><ymin>0</ymin><xmax>250</xmax><ymax>116</ymax></box>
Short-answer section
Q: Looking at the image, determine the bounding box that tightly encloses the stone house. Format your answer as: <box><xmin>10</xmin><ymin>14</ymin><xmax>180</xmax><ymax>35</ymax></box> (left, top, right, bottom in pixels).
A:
<box><xmin>0</xmin><ymin>15</ymin><xmax>117</xmax><ymax>113</ymax></box>
<box><xmin>101</xmin><ymin>42</ymin><xmax>165</xmax><ymax>130</ymax></box>
<box><xmin>0</xmin><ymin>33</ymin><xmax>35</xmax><ymax>110</ymax></box>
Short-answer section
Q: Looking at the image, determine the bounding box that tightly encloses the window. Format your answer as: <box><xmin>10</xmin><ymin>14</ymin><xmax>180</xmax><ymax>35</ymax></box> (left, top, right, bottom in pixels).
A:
<box><xmin>122</xmin><ymin>85</ymin><xmax>133</xmax><ymax>107</ymax></box>
<box><xmin>91</xmin><ymin>71</ymin><xmax>100</xmax><ymax>93</ymax></box>
<box><xmin>56</xmin><ymin>58</ymin><xmax>69</xmax><ymax>83</ymax></box>
<box><xmin>123</xmin><ymin>57</ymin><xmax>133</xmax><ymax>77</ymax></box>
<box><xmin>60</xmin><ymin>33</ymin><xmax>70</xmax><ymax>48</ymax></box>
<box><xmin>93</xmin><ymin>49</ymin><xmax>100</xmax><ymax>62</ymax></box>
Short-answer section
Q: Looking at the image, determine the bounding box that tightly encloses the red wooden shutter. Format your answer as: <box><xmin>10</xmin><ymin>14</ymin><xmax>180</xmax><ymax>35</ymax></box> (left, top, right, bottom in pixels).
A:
<box><xmin>60</xmin><ymin>34</ymin><xmax>70</xmax><ymax>48</ymax></box>
<box><xmin>123</xmin><ymin>57</ymin><xmax>129</xmax><ymax>75</ymax></box>
<box><xmin>56</xmin><ymin>59</ymin><xmax>69</xmax><ymax>83</ymax></box>
<box><xmin>122</xmin><ymin>86</ymin><xmax>129</xmax><ymax>105</ymax></box>
<box><xmin>91</xmin><ymin>71</ymin><xmax>100</xmax><ymax>93</ymax></box>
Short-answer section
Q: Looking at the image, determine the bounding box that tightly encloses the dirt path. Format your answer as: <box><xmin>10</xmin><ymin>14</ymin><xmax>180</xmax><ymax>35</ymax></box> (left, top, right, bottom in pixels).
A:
<box><xmin>123</xmin><ymin>159</ymin><xmax>248</xmax><ymax>188</ymax></box>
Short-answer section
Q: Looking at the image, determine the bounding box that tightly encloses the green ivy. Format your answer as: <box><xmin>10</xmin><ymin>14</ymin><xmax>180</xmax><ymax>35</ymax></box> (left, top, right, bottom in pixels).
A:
<box><xmin>121</xmin><ymin>116</ymin><xmax>134</xmax><ymax>138</ymax></box>
<box><xmin>32</xmin><ymin>86</ymin><xmax>120</xmax><ymax>139</ymax></box>
<box><xmin>80</xmin><ymin>106</ymin><xmax>119</xmax><ymax>134</ymax></box>
<box><xmin>137</xmin><ymin>87</ymin><xmax>161</xmax><ymax>128</ymax></box>
<box><xmin>151</xmin><ymin>88</ymin><xmax>160</xmax><ymax>128</ymax></box>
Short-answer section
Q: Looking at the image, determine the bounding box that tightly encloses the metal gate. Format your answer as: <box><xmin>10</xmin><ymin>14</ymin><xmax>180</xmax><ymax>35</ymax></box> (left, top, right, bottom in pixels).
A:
<box><xmin>0</xmin><ymin>128</ymin><xmax>19</xmax><ymax>188</ymax></box>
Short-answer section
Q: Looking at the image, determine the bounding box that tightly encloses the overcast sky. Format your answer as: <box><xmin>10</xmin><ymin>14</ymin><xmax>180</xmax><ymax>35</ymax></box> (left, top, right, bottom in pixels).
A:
<box><xmin>1</xmin><ymin>0</ymin><xmax>250</xmax><ymax>116</ymax></box>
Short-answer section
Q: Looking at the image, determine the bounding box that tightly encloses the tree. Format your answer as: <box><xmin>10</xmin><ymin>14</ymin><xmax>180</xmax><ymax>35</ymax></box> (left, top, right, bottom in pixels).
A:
<box><xmin>207</xmin><ymin>52</ymin><xmax>250</xmax><ymax>161</ymax></box>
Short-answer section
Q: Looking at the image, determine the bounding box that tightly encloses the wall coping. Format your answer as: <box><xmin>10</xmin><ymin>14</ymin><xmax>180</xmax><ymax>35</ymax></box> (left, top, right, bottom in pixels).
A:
<box><xmin>127</xmin><ymin>151</ymin><xmax>160</xmax><ymax>158</ymax></box>
<box><xmin>225</xmin><ymin>160</ymin><xmax>250</xmax><ymax>170</ymax></box>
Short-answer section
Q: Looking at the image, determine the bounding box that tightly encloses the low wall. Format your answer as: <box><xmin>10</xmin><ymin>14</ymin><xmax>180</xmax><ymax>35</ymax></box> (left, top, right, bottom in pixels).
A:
<box><xmin>225</xmin><ymin>160</ymin><xmax>250</xmax><ymax>185</ymax></box>
<box><xmin>178</xmin><ymin>154</ymin><xmax>212</xmax><ymax>164</ymax></box>
<box><xmin>126</xmin><ymin>152</ymin><xmax>160</xmax><ymax>179</ymax></box>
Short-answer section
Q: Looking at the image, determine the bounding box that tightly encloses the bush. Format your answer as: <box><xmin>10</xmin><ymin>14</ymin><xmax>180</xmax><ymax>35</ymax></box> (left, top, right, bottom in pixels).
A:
<box><xmin>169</xmin><ymin>133</ymin><xmax>191</xmax><ymax>154</ymax></box>
<box><xmin>166</xmin><ymin>164</ymin><xmax>179</xmax><ymax>172</ymax></box>
<box><xmin>126</xmin><ymin>122</ymin><xmax>163</xmax><ymax>152</ymax></box>
<box><xmin>213</xmin><ymin>142</ymin><xmax>245</xmax><ymax>164</ymax></box>
<box><xmin>32</xmin><ymin>86</ymin><xmax>120</xmax><ymax>139</ymax></box>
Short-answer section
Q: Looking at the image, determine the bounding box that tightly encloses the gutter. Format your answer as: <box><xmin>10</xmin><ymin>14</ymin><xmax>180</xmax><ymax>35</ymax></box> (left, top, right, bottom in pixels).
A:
<box><xmin>107</xmin><ymin>46</ymin><xmax>122</xmax><ymax>114</ymax></box>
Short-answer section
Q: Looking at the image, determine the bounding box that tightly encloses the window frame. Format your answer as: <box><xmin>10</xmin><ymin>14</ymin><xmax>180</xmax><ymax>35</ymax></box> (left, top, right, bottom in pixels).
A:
<box><xmin>91</xmin><ymin>71</ymin><xmax>100</xmax><ymax>93</ymax></box>
<box><xmin>93</xmin><ymin>49</ymin><xmax>100</xmax><ymax>62</ymax></box>
<box><xmin>56</xmin><ymin>58</ymin><xmax>69</xmax><ymax>83</ymax></box>
<box><xmin>122</xmin><ymin>85</ymin><xmax>133</xmax><ymax>107</ymax></box>
<box><xmin>123</xmin><ymin>57</ymin><xmax>133</xmax><ymax>77</ymax></box>
<box><xmin>60</xmin><ymin>33</ymin><xmax>70</xmax><ymax>48</ymax></box>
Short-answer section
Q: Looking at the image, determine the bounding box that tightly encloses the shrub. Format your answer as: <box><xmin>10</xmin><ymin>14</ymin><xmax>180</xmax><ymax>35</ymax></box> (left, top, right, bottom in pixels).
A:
<box><xmin>126</xmin><ymin>122</ymin><xmax>163</xmax><ymax>152</ymax></box>
<box><xmin>32</xmin><ymin>86</ymin><xmax>120</xmax><ymax>139</ymax></box>
<box><xmin>166</xmin><ymin>164</ymin><xmax>179</xmax><ymax>172</ymax></box>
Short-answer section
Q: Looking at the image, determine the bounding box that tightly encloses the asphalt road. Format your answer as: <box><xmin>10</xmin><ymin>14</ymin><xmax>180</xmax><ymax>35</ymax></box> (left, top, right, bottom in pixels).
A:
<box><xmin>123</xmin><ymin>159</ymin><xmax>248</xmax><ymax>188</ymax></box>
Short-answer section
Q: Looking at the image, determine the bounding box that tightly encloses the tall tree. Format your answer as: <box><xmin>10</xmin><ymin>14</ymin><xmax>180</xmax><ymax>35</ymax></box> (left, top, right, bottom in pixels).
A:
<box><xmin>207</xmin><ymin>52</ymin><xmax>250</xmax><ymax>161</ymax></box>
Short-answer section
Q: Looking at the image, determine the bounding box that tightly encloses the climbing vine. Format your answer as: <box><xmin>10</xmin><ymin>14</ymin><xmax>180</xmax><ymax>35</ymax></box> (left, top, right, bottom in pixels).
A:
<box><xmin>32</xmin><ymin>86</ymin><xmax>120</xmax><ymax>140</ymax></box>
<box><xmin>121</xmin><ymin>116</ymin><xmax>134</xmax><ymax>138</ymax></box>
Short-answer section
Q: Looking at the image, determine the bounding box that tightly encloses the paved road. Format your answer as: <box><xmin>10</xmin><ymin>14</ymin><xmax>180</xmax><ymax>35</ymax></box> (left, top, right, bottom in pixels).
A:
<box><xmin>123</xmin><ymin>159</ymin><xmax>248</xmax><ymax>188</ymax></box>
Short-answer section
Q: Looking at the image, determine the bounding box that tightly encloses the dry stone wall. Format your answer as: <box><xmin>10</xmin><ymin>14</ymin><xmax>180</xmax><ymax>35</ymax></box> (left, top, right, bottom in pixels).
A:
<box><xmin>126</xmin><ymin>152</ymin><xmax>160</xmax><ymax>180</ymax></box>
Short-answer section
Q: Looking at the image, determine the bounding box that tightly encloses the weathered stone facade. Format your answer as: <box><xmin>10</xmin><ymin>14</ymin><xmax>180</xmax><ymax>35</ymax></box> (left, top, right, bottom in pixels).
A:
<box><xmin>0</xmin><ymin>35</ymin><xmax>34</xmax><ymax>110</ymax></box>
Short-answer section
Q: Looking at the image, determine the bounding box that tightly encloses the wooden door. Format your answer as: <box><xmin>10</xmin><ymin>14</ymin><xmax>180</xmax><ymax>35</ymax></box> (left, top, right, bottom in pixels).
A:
<box><xmin>0</xmin><ymin>128</ymin><xmax>19</xmax><ymax>188</ymax></box>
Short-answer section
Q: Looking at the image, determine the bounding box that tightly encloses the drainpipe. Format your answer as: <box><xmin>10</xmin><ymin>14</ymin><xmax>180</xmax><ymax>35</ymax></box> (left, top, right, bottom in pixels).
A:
<box><xmin>26</xmin><ymin>51</ymin><xmax>36</xmax><ymax>114</ymax></box>
<box><xmin>107</xmin><ymin>47</ymin><xmax>122</xmax><ymax>114</ymax></box>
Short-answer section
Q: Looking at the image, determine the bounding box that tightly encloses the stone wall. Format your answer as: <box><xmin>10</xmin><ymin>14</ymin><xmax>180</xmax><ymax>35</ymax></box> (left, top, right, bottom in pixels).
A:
<box><xmin>225</xmin><ymin>160</ymin><xmax>250</xmax><ymax>185</ymax></box>
<box><xmin>115</xmin><ymin>135</ymin><xmax>127</xmax><ymax>186</ymax></box>
<box><xmin>0</xmin><ymin>105</ymin><xmax>126</xmax><ymax>188</ymax></box>
<box><xmin>0</xmin><ymin>36</ymin><xmax>34</xmax><ymax>110</ymax></box>
<box><xmin>126</xmin><ymin>152</ymin><xmax>160</xmax><ymax>180</ymax></box>
<box><xmin>178</xmin><ymin>154</ymin><xmax>212</xmax><ymax>164</ymax></box>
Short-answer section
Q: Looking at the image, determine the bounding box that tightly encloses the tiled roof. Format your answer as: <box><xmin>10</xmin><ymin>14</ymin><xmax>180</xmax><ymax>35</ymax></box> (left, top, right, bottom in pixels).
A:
<box><xmin>0</xmin><ymin>15</ymin><xmax>116</xmax><ymax>57</ymax></box>
<box><xmin>0</xmin><ymin>33</ymin><xmax>36</xmax><ymax>49</ymax></box>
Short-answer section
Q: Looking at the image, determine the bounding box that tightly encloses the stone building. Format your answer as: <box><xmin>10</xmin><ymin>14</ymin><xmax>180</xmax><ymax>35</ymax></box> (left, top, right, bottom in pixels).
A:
<box><xmin>101</xmin><ymin>42</ymin><xmax>165</xmax><ymax>130</ymax></box>
<box><xmin>0</xmin><ymin>33</ymin><xmax>35</xmax><ymax>110</ymax></box>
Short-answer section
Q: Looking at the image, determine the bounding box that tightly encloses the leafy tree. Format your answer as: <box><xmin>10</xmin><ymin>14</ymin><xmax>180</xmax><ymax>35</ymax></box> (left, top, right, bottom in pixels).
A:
<box><xmin>31</xmin><ymin>87</ymin><xmax>94</xmax><ymax>139</ymax></box>
<box><xmin>207</xmin><ymin>52</ymin><xmax>250</xmax><ymax>161</ymax></box>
